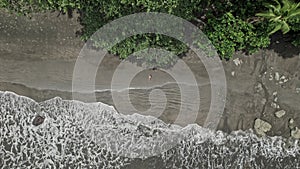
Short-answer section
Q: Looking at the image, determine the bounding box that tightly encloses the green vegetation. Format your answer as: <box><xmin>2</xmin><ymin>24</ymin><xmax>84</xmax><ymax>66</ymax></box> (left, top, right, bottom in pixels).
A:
<box><xmin>204</xmin><ymin>13</ymin><xmax>270</xmax><ymax>59</ymax></box>
<box><xmin>256</xmin><ymin>0</ymin><xmax>300</xmax><ymax>47</ymax></box>
<box><xmin>1</xmin><ymin>0</ymin><xmax>299</xmax><ymax>63</ymax></box>
<box><xmin>256</xmin><ymin>0</ymin><xmax>300</xmax><ymax>34</ymax></box>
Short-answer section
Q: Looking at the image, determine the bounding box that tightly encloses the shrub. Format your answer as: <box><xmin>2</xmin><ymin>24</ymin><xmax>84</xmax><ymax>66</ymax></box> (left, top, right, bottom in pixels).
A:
<box><xmin>208</xmin><ymin>0</ymin><xmax>266</xmax><ymax>19</ymax></box>
<box><xmin>3</xmin><ymin>0</ymin><xmax>294</xmax><ymax>61</ymax></box>
<box><xmin>204</xmin><ymin>13</ymin><xmax>270</xmax><ymax>59</ymax></box>
<box><xmin>69</xmin><ymin>0</ymin><xmax>206</xmax><ymax>67</ymax></box>
<box><xmin>0</xmin><ymin>0</ymin><xmax>82</xmax><ymax>15</ymax></box>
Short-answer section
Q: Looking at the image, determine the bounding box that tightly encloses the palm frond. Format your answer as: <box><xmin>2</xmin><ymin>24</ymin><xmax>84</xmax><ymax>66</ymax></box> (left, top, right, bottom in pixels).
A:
<box><xmin>256</xmin><ymin>12</ymin><xmax>276</xmax><ymax>18</ymax></box>
<box><xmin>269</xmin><ymin>24</ymin><xmax>282</xmax><ymax>34</ymax></box>
<box><xmin>289</xmin><ymin>9</ymin><xmax>300</xmax><ymax>17</ymax></box>
<box><xmin>282</xmin><ymin>0</ymin><xmax>292</xmax><ymax>9</ymax></box>
<box><xmin>256</xmin><ymin>0</ymin><xmax>299</xmax><ymax>35</ymax></box>
<box><xmin>270</xmin><ymin>15</ymin><xmax>282</xmax><ymax>22</ymax></box>
<box><xmin>281</xmin><ymin>21</ymin><xmax>290</xmax><ymax>34</ymax></box>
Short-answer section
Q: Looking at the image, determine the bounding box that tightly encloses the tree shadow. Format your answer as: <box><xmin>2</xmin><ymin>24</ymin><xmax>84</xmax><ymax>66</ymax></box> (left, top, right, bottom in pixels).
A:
<box><xmin>268</xmin><ymin>32</ymin><xmax>300</xmax><ymax>59</ymax></box>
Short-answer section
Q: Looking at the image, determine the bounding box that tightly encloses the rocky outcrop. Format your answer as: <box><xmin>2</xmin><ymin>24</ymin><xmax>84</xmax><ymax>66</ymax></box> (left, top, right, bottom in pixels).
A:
<box><xmin>218</xmin><ymin>49</ymin><xmax>300</xmax><ymax>138</ymax></box>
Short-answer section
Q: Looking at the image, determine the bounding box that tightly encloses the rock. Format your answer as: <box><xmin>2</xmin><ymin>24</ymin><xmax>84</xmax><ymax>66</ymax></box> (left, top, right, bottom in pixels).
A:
<box><xmin>233</xmin><ymin>58</ymin><xmax>242</xmax><ymax>66</ymax></box>
<box><xmin>32</xmin><ymin>115</ymin><xmax>45</xmax><ymax>126</ymax></box>
<box><xmin>255</xmin><ymin>83</ymin><xmax>263</xmax><ymax>92</ymax></box>
<box><xmin>275</xmin><ymin>72</ymin><xmax>280</xmax><ymax>81</ymax></box>
<box><xmin>280</xmin><ymin>75</ymin><xmax>286</xmax><ymax>80</ymax></box>
<box><xmin>296</xmin><ymin>88</ymin><xmax>300</xmax><ymax>93</ymax></box>
<box><xmin>254</xmin><ymin>119</ymin><xmax>272</xmax><ymax>136</ymax></box>
<box><xmin>271</xmin><ymin>102</ymin><xmax>278</xmax><ymax>109</ymax></box>
<box><xmin>261</xmin><ymin>98</ymin><xmax>267</xmax><ymax>105</ymax></box>
<box><xmin>275</xmin><ymin>110</ymin><xmax>286</xmax><ymax>118</ymax></box>
<box><xmin>231</xmin><ymin>71</ymin><xmax>235</xmax><ymax>76</ymax></box>
<box><xmin>291</xmin><ymin>127</ymin><xmax>300</xmax><ymax>139</ymax></box>
<box><xmin>269</xmin><ymin>74</ymin><xmax>273</xmax><ymax>81</ymax></box>
<box><xmin>137</xmin><ymin>124</ymin><xmax>152</xmax><ymax>137</ymax></box>
<box><xmin>278</xmin><ymin>75</ymin><xmax>289</xmax><ymax>84</ymax></box>
<box><xmin>289</xmin><ymin>118</ymin><xmax>295</xmax><ymax>129</ymax></box>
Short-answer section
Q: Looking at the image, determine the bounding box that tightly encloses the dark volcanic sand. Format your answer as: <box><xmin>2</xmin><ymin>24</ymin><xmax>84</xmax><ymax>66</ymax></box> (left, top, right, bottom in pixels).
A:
<box><xmin>0</xmin><ymin>9</ymin><xmax>300</xmax><ymax>139</ymax></box>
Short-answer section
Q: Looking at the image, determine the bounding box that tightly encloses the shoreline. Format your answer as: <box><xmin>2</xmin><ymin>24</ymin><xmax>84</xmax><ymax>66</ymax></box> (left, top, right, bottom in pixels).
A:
<box><xmin>0</xmin><ymin>9</ymin><xmax>300</xmax><ymax>139</ymax></box>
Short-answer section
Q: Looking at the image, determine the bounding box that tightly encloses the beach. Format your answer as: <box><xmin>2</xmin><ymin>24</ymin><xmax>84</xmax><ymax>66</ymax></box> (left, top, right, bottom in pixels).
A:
<box><xmin>1</xmin><ymin>9</ymin><xmax>300</xmax><ymax>139</ymax></box>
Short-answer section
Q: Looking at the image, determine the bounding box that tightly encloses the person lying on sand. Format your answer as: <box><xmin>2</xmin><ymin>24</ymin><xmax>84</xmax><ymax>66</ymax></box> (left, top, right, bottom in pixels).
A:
<box><xmin>148</xmin><ymin>74</ymin><xmax>152</xmax><ymax>80</ymax></box>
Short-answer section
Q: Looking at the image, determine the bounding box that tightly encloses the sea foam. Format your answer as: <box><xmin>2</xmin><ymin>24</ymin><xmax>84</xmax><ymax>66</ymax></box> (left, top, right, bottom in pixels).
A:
<box><xmin>0</xmin><ymin>91</ymin><xmax>299</xmax><ymax>169</ymax></box>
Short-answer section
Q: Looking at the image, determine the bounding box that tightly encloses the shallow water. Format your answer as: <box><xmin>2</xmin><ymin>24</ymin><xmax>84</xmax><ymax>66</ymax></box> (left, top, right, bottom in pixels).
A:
<box><xmin>0</xmin><ymin>56</ymin><xmax>212</xmax><ymax>126</ymax></box>
<box><xmin>1</xmin><ymin>91</ymin><xmax>300</xmax><ymax>169</ymax></box>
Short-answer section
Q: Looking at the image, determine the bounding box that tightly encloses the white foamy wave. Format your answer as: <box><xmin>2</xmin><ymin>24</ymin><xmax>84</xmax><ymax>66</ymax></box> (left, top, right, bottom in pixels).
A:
<box><xmin>0</xmin><ymin>91</ymin><xmax>299</xmax><ymax>169</ymax></box>
<box><xmin>94</xmin><ymin>81</ymin><xmax>210</xmax><ymax>93</ymax></box>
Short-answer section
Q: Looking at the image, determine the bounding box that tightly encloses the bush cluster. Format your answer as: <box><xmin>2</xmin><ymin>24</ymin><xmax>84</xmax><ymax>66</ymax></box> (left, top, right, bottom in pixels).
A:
<box><xmin>1</xmin><ymin>0</ymin><xmax>299</xmax><ymax>64</ymax></box>
<box><xmin>204</xmin><ymin>13</ymin><xmax>270</xmax><ymax>59</ymax></box>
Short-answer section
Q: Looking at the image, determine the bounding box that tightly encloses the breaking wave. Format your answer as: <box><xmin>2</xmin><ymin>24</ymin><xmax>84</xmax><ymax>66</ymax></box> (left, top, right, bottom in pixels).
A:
<box><xmin>0</xmin><ymin>91</ymin><xmax>299</xmax><ymax>169</ymax></box>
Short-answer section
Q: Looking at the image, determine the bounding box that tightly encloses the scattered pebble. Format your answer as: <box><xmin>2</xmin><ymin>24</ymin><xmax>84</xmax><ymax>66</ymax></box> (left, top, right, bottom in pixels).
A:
<box><xmin>231</xmin><ymin>71</ymin><xmax>235</xmax><ymax>76</ymax></box>
<box><xmin>278</xmin><ymin>75</ymin><xmax>289</xmax><ymax>84</ymax></box>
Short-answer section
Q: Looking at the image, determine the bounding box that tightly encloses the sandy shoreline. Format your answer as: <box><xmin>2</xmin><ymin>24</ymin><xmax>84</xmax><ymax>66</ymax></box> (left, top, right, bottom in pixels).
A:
<box><xmin>1</xmin><ymin>48</ymin><xmax>300</xmax><ymax>138</ymax></box>
<box><xmin>1</xmin><ymin>9</ymin><xmax>300</xmax><ymax>139</ymax></box>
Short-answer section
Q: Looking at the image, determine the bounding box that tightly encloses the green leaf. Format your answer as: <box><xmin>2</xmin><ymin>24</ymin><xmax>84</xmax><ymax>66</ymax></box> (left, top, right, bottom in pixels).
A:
<box><xmin>281</xmin><ymin>21</ymin><xmax>290</xmax><ymax>34</ymax></box>
<box><xmin>256</xmin><ymin>12</ymin><xmax>276</xmax><ymax>18</ymax></box>
<box><xmin>282</xmin><ymin>0</ymin><xmax>292</xmax><ymax>12</ymax></box>
<box><xmin>269</xmin><ymin>24</ymin><xmax>282</xmax><ymax>34</ymax></box>
<box><xmin>289</xmin><ymin>9</ymin><xmax>300</xmax><ymax>17</ymax></box>
<box><xmin>266</xmin><ymin>3</ymin><xmax>280</xmax><ymax>13</ymax></box>
<box><xmin>270</xmin><ymin>15</ymin><xmax>282</xmax><ymax>22</ymax></box>
<box><xmin>282</xmin><ymin>0</ymin><xmax>292</xmax><ymax>7</ymax></box>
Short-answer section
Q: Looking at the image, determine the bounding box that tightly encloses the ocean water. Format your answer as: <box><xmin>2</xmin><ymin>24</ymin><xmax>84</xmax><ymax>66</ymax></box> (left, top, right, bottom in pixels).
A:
<box><xmin>1</xmin><ymin>91</ymin><xmax>300</xmax><ymax>169</ymax></box>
